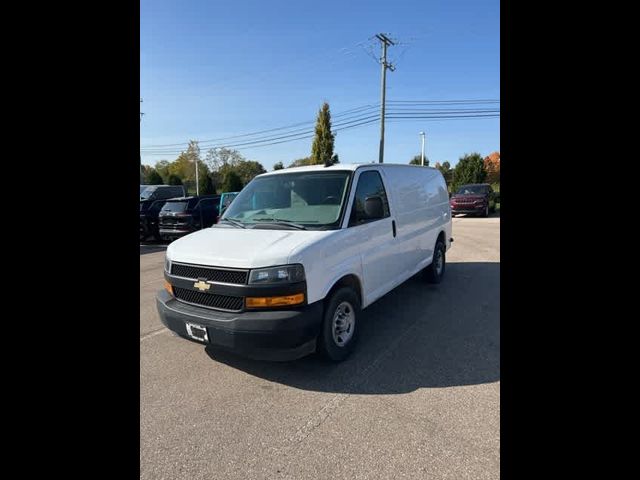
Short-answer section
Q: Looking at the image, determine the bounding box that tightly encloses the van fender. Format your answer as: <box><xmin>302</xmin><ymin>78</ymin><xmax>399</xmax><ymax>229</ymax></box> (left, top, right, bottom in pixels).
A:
<box><xmin>318</xmin><ymin>261</ymin><xmax>364</xmax><ymax>306</ymax></box>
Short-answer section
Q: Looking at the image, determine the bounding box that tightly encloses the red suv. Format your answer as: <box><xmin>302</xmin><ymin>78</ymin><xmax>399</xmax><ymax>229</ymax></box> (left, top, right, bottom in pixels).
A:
<box><xmin>450</xmin><ymin>183</ymin><xmax>496</xmax><ymax>217</ymax></box>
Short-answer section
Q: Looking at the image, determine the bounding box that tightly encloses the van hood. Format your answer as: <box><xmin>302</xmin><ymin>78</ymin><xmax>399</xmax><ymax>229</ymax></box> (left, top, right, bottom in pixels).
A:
<box><xmin>166</xmin><ymin>226</ymin><xmax>333</xmax><ymax>269</ymax></box>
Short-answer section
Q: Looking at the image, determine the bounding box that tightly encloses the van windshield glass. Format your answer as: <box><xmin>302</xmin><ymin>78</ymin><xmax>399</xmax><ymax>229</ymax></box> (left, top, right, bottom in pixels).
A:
<box><xmin>222</xmin><ymin>171</ymin><xmax>351</xmax><ymax>229</ymax></box>
<box><xmin>455</xmin><ymin>185</ymin><xmax>487</xmax><ymax>195</ymax></box>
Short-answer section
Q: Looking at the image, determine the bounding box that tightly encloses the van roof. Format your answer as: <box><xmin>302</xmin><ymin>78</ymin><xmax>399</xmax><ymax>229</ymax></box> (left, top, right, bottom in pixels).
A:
<box><xmin>259</xmin><ymin>163</ymin><xmax>437</xmax><ymax>177</ymax></box>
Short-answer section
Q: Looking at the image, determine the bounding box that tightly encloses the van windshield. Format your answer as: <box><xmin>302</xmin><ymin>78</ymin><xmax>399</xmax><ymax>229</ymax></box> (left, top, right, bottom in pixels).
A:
<box><xmin>222</xmin><ymin>171</ymin><xmax>351</xmax><ymax>229</ymax></box>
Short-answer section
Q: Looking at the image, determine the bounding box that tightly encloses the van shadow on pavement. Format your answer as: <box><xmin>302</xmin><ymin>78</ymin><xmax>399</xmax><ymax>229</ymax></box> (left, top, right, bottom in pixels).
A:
<box><xmin>205</xmin><ymin>261</ymin><xmax>500</xmax><ymax>394</ymax></box>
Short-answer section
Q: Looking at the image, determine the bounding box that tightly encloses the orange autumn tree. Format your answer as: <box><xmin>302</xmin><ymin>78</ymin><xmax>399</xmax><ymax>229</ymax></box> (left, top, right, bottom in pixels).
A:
<box><xmin>484</xmin><ymin>151</ymin><xmax>500</xmax><ymax>185</ymax></box>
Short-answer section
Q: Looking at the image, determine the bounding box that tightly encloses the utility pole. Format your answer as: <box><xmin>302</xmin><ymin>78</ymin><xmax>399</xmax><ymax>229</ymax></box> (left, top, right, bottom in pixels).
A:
<box><xmin>375</xmin><ymin>33</ymin><xmax>395</xmax><ymax>163</ymax></box>
<box><xmin>195</xmin><ymin>156</ymin><xmax>199</xmax><ymax>196</ymax></box>
<box><xmin>140</xmin><ymin>98</ymin><xmax>144</xmax><ymax>184</ymax></box>
<box><xmin>420</xmin><ymin>131</ymin><xmax>426</xmax><ymax>166</ymax></box>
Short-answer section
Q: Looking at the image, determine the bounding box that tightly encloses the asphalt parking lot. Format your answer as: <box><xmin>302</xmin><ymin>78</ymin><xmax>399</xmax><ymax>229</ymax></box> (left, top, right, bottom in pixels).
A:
<box><xmin>140</xmin><ymin>215</ymin><xmax>500</xmax><ymax>479</ymax></box>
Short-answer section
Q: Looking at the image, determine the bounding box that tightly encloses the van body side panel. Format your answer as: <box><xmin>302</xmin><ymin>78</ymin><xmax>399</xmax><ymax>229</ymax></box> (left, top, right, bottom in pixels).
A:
<box><xmin>430</xmin><ymin>172</ymin><xmax>452</xmax><ymax>251</ymax></box>
<box><xmin>382</xmin><ymin>166</ymin><xmax>441</xmax><ymax>274</ymax></box>
<box><xmin>288</xmin><ymin>229</ymin><xmax>363</xmax><ymax>305</ymax></box>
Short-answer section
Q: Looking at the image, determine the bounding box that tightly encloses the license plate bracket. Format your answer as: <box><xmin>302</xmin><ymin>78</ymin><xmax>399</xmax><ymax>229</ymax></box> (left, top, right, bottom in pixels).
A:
<box><xmin>185</xmin><ymin>323</ymin><xmax>209</xmax><ymax>343</ymax></box>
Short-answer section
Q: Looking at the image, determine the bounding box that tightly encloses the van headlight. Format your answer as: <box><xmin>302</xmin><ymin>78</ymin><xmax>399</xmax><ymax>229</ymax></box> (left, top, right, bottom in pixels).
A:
<box><xmin>164</xmin><ymin>256</ymin><xmax>171</xmax><ymax>273</ymax></box>
<box><xmin>248</xmin><ymin>264</ymin><xmax>305</xmax><ymax>284</ymax></box>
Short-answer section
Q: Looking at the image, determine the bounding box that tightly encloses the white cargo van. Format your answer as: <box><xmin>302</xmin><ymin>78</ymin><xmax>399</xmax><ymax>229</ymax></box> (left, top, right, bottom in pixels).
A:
<box><xmin>157</xmin><ymin>163</ymin><xmax>453</xmax><ymax>361</ymax></box>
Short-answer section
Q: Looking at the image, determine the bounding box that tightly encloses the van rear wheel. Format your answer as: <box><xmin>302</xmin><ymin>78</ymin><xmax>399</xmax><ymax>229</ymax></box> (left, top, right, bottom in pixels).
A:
<box><xmin>317</xmin><ymin>287</ymin><xmax>360</xmax><ymax>362</ymax></box>
<box><xmin>425</xmin><ymin>240</ymin><xmax>446</xmax><ymax>284</ymax></box>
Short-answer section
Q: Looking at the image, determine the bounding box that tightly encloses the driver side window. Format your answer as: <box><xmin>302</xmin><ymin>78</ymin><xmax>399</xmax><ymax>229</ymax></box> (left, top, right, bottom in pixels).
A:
<box><xmin>349</xmin><ymin>171</ymin><xmax>390</xmax><ymax>226</ymax></box>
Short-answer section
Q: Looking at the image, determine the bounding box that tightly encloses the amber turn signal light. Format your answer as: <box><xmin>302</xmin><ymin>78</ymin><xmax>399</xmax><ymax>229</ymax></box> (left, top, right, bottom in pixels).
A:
<box><xmin>164</xmin><ymin>281</ymin><xmax>173</xmax><ymax>296</ymax></box>
<box><xmin>246</xmin><ymin>293</ymin><xmax>304</xmax><ymax>308</ymax></box>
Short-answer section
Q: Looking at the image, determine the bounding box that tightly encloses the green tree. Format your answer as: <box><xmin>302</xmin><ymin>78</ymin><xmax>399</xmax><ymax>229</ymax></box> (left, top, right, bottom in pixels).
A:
<box><xmin>204</xmin><ymin>147</ymin><xmax>245</xmax><ymax>172</ymax></box>
<box><xmin>435</xmin><ymin>161</ymin><xmax>453</xmax><ymax>186</ymax></box>
<box><xmin>154</xmin><ymin>160</ymin><xmax>171</xmax><ymax>183</ymax></box>
<box><xmin>409</xmin><ymin>155</ymin><xmax>429</xmax><ymax>166</ymax></box>
<box><xmin>144</xmin><ymin>168</ymin><xmax>163</xmax><ymax>185</ymax></box>
<box><xmin>167</xmin><ymin>140</ymin><xmax>212</xmax><ymax>194</ymax></box>
<box><xmin>220</xmin><ymin>170</ymin><xmax>243</xmax><ymax>193</ymax></box>
<box><xmin>451</xmin><ymin>153</ymin><xmax>487</xmax><ymax>192</ymax></box>
<box><xmin>168</xmin><ymin>174</ymin><xmax>182</xmax><ymax>185</ymax></box>
<box><xmin>289</xmin><ymin>157</ymin><xmax>312</xmax><ymax>168</ymax></box>
<box><xmin>310</xmin><ymin>102</ymin><xmax>337</xmax><ymax>166</ymax></box>
<box><xmin>273</xmin><ymin>161</ymin><xmax>284</xmax><ymax>170</ymax></box>
<box><xmin>234</xmin><ymin>160</ymin><xmax>266</xmax><ymax>185</ymax></box>
<box><xmin>201</xmin><ymin>174</ymin><xmax>216</xmax><ymax>195</ymax></box>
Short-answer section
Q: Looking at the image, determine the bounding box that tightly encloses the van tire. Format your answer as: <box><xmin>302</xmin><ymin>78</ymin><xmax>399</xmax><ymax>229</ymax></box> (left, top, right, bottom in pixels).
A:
<box><xmin>425</xmin><ymin>240</ymin><xmax>446</xmax><ymax>284</ymax></box>
<box><xmin>317</xmin><ymin>287</ymin><xmax>360</xmax><ymax>362</ymax></box>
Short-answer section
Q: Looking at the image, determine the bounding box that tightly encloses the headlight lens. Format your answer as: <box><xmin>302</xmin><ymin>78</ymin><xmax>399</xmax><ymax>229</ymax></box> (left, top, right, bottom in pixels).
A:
<box><xmin>164</xmin><ymin>256</ymin><xmax>171</xmax><ymax>273</ymax></box>
<box><xmin>249</xmin><ymin>264</ymin><xmax>305</xmax><ymax>284</ymax></box>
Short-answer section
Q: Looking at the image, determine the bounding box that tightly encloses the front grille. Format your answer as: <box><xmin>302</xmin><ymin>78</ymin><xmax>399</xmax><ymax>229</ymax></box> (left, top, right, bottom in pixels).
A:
<box><xmin>173</xmin><ymin>287</ymin><xmax>243</xmax><ymax>312</ymax></box>
<box><xmin>171</xmin><ymin>263</ymin><xmax>248</xmax><ymax>284</ymax></box>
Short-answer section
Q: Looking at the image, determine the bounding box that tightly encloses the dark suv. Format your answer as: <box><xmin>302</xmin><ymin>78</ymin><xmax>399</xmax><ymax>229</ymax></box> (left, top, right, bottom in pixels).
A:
<box><xmin>140</xmin><ymin>185</ymin><xmax>185</xmax><ymax>241</ymax></box>
<box><xmin>450</xmin><ymin>183</ymin><xmax>496</xmax><ymax>217</ymax></box>
<box><xmin>158</xmin><ymin>195</ymin><xmax>221</xmax><ymax>241</ymax></box>
<box><xmin>140</xmin><ymin>185</ymin><xmax>186</xmax><ymax>202</ymax></box>
<box><xmin>140</xmin><ymin>185</ymin><xmax>186</xmax><ymax>241</ymax></box>
<box><xmin>140</xmin><ymin>199</ymin><xmax>169</xmax><ymax>241</ymax></box>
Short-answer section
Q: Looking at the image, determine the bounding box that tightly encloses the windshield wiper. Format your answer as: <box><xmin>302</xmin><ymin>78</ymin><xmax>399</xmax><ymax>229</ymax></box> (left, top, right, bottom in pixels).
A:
<box><xmin>251</xmin><ymin>217</ymin><xmax>308</xmax><ymax>230</ymax></box>
<box><xmin>219</xmin><ymin>217</ymin><xmax>247</xmax><ymax>229</ymax></box>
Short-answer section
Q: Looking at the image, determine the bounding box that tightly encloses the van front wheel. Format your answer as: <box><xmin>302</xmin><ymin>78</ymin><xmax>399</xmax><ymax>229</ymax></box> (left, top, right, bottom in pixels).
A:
<box><xmin>317</xmin><ymin>287</ymin><xmax>360</xmax><ymax>362</ymax></box>
<box><xmin>425</xmin><ymin>240</ymin><xmax>446</xmax><ymax>284</ymax></box>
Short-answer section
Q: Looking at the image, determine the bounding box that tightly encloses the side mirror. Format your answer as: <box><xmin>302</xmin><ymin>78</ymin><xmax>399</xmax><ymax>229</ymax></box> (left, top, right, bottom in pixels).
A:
<box><xmin>364</xmin><ymin>196</ymin><xmax>384</xmax><ymax>219</ymax></box>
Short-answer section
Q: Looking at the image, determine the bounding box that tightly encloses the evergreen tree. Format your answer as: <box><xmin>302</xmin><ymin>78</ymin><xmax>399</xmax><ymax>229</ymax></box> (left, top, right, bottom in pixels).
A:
<box><xmin>310</xmin><ymin>102</ymin><xmax>337</xmax><ymax>166</ymax></box>
<box><xmin>221</xmin><ymin>170</ymin><xmax>243</xmax><ymax>192</ymax></box>
<box><xmin>168</xmin><ymin>174</ymin><xmax>182</xmax><ymax>185</ymax></box>
<box><xmin>145</xmin><ymin>168</ymin><xmax>163</xmax><ymax>185</ymax></box>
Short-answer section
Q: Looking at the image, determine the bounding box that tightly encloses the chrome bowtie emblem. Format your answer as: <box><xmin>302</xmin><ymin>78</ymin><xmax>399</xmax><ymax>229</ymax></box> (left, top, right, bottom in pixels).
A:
<box><xmin>193</xmin><ymin>280</ymin><xmax>210</xmax><ymax>292</ymax></box>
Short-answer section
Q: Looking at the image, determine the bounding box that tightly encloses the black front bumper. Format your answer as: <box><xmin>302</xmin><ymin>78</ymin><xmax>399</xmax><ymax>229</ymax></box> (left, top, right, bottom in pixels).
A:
<box><xmin>156</xmin><ymin>289</ymin><xmax>323</xmax><ymax>361</ymax></box>
<box><xmin>451</xmin><ymin>206</ymin><xmax>485</xmax><ymax>215</ymax></box>
<box><xmin>159</xmin><ymin>228</ymin><xmax>193</xmax><ymax>240</ymax></box>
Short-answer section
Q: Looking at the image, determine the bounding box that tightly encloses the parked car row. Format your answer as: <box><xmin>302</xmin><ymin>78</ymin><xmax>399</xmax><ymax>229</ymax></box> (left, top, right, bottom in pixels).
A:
<box><xmin>140</xmin><ymin>185</ymin><xmax>240</xmax><ymax>242</ymax></box>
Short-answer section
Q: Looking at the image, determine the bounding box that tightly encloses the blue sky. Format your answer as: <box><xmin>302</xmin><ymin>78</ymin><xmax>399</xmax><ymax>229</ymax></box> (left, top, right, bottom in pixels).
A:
<box><xmin>140</xmin><ymin>0</ymin><xmax>499</xmax><ymax>170</ymax></box>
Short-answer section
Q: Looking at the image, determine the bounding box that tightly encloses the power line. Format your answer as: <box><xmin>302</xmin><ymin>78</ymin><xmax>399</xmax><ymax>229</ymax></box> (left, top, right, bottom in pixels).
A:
<box><xmin>141</xmin><ymin>107</ymin><xmax>499</xmax><ymax>154</ymax></box>
<box><xmin>141</xmin><ymin>113</ymin><xmax>383</xmax><ymax>153</ymax></box>
<box><xmin>387</xmin><ymin>99</ymin><xmax>499</xmax><ymax>104</ymax></box>
<box><xmin>140</xmin><ymin>103</ymin><xmax>381</xmax><ymax>148</ymax></box>
<box><xmin>386</xmin><ymin>114</ymin><xmax>500</xmax><ymax>119</ymax></box>
<box><xmin>141</xmin><ymin>99</ymin><xmax>498</xmax><ymax>149</ymax></box>
<box><xmin>141</xmin><ymin>113</ymin><xmax>499</xmax><ymax>156</ymax></box>
<box><xmin>141</xmin><ymin>110</ymin><xmax>500</xmax><ymax>154</ymax></box>
<box><xmin>140</xmin><ymin>99</ymin><xmax>500</xmax><ymax>154</ymax></box>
